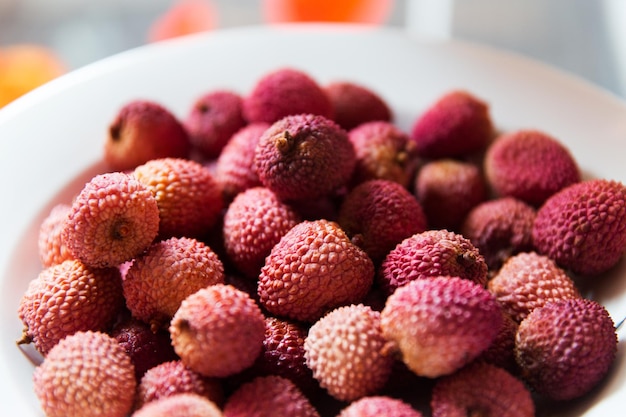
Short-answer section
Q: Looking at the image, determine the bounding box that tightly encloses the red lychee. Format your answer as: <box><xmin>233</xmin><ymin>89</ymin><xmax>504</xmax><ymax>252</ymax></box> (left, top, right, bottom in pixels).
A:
<box><xmin>61</xmin><ymin>172</ymin><xmax>160</xmax><ymax>268</ymax></box>
<box><xmin>532</xmin><ymin>178</ymin><xmax>626</xmax><ymax>275</ymax></box>
<box><xmin>38</xmin><ymin>203</ymin><xmax>73</xmax><ymax>268</ymax></box>
<box><xmin>184</xmin><ymin>90</ymin><xmax>246</xmax><ymax>159</ymax></box>
<box><xmin>258</xmin><ymin>220</ymin><xmax>374</xmax><ymax>322</ymax></box>
<box><xmin>243</xmin><ymin>67</ymin><xmax>332</xmax><ymax>124</ymax></box>
<box><xmin>484</xmin><ymin>129</ymin><xmax>581</xmax><ymax>206</ymax></box>
<box><xmin>409</xmin><ymin>90</ymin><xmax>494</xmax><ymax>159</ymax></box>
<box><xmin>324</xmin><ymin>81</ymin><xmax>392</xmax><ymax>130</ymax></box>
<box><xmin>104</xmin><ymin>99</ymin><xmax>190</xmax><ymax>171</ymax></box>
<box><xmin>338</xmin><ymin>179</ymin><xmax>427</xmax><ymax>262</ymax></box>
<box><xmin>254</xmin><ymin>113</ymin><xmax>356</xmax><ymax>201</ymax></box>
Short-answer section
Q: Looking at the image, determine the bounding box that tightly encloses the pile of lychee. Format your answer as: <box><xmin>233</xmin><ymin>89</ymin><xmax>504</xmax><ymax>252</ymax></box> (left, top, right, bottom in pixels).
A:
<box><xmin>18</xmin><ymin>67</ymin><xmax>626</xmax><ymax>417</ymax></box>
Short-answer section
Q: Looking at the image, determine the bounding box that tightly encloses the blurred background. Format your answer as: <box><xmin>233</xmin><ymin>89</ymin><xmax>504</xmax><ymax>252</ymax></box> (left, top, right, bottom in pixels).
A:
<box><xmin>1</xmin><ymin>0</ymin><xmax>626</xmax><ymax>108</ymax></box>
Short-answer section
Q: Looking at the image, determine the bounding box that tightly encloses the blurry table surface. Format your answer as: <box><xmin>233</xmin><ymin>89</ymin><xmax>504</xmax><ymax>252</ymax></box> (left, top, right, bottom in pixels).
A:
<box><xmin>1</xmin><ymin>0</ymin><xmax>625</xmax><ymax>100</ymax></box>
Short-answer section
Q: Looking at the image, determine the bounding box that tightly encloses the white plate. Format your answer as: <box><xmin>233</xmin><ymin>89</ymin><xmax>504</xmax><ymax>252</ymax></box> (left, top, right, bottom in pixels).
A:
<box><xmin>1</xmin><ymin>24</ymin><xmax>625</xmax><ymax>416</ymax></box>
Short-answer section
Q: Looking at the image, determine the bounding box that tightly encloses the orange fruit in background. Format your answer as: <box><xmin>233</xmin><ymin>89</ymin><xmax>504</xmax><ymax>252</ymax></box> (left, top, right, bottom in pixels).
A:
<box><xmin>263</xmin><ymin>0</ymin><xmax>394</xmax><ymax>24</ymax></box>
<box><xmin>148</xmin><ymin>0</ymin><xmax>217</xmax><ymax>42</ymax></box>
<box><xmin>0</xmin><ymin>44</ymin><xmax>66</xmax><ymax>108</ymax></box>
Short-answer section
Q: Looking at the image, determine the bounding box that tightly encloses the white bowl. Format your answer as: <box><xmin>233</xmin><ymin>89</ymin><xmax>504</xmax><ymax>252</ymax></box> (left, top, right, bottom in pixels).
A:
<box><xmin>1</xmin><ymin>24</ymin><xmax>625</xmax><ymax>416</ymax></box>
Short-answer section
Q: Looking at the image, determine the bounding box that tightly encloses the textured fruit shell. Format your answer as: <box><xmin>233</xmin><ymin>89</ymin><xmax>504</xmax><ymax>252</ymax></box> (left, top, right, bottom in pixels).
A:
<box><xmin>515</xmin><ymin>298</ymin><xmax>618</xmax><ymax>401</ymax></box>
<box><xmin>254</xmin><ymin>114</ymin><xmax>356</xmax><ymax>201</ymax></box>
<box><xmin>532</xmin><ymin>179</ymin><xmax>626</xmax><ymax>276</ymax></box>
<box><xmin>132</xmin><ymin>393</ymin><xmax>223</xmax><ymax>417</ymax></box>
<box><xmin>18</xmin><ymin>259</ymin><xmax>124</xmax><ymax>356</ymax></box>
<box><xmin>325</xmin><ymin>82</ymin><xmax>392</xmax><ymax>131</ymax></box>
<box><xmin>337</xmin><ymin>396</ymin><xmax>424</xmax><ymax>417</ymax></box>
<box><xmin>430</xmin><ymin>362</ymin><xmax>534</xmax><ymax>417</ymax></box>
<box><xmin>381</xmin><ymin>276</ymin><xmax>502</xmax><ymax>378</ymax></box>
<box><xmin>258</xmin><ymin>220</ymin><xmax>374</xmax><ymax>322</ymax></box>
<box><xmin>304</xmin><ymin>304</ymin><xmax>393</xmax><ymax>402</ymax></box>
<box><xmin>33</xmin><ymin>331</ymin><xmax>136</xmax><ymax>417</ymax></box>
<box><xmin>223</xmin><ymin>375</ymin><xmax>319</xmax><ymax>417</ymax></box>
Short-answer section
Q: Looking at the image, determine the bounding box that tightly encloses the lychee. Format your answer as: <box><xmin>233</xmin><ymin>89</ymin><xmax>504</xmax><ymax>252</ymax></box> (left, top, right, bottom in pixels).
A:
<box><xmin>33</xmin><ymin>331</ymin><xmax>136</xmax><ymax>417</ymax></box>
<box><xmin>477</xmin><ymin>310</ymin><xmax>519</xmax><ymax>373</ymax></box>
<box><xmin>348</xmin><ymin>121</ymin><xmax>419</xmax><ymax>188</ymax></box>
<box><xmin>123</xmin><ymin>237</ymin><xmax>224</xmax><ymax>329</ymax></box>
<box><xmin>378</xmin><ymin>229</ymin><xmax>488</xmax><ymax>295</ymax></box>
<box><xmin>169</xmin><ymin>284</ymin><xmax>265</xmax><ymax>377</ymax></box>
<box><xmin>484</xmin><ymin>129</ymin><xmax>581</xmax><ymax>206</ymax></box>
<box><xmin>246</xmin><ymin>316</ymin><xmax>318</xmax><ymax>396</ymax></box>
<box><xmin>223</xmin><ymin>375</ymin><xmax>320</xmax><ymax>417</ymax></box>
<box><xmin>37</xmin><ymin>203</ymin><xmax>73</xmax><ymax>268</ymax></box>
<box><xmin>243</xmin><ymin>67</ymin><xmax>332</xmax><ymax>124</ymax></box>
<box><xmin>488</xmin><ymin>252</ymin><xmax>581</xmax><ymax>323</ymax></box>
<box><xmin>409</xmin><ymin>90</ymin><xmax>494</xmax><ymax>158</ymax></box>
<box><xmin>324</xmin><ymin>81</ymin><xmax>392</xmax><ymax>130</ymax></box>
<box><xmin>18</xmin><ymin>259</ymin><xmax>124</xmax><ymax>356</ymax></box>
<box><xmin>258</xmin><ymin>219</ymin><xmax>374</xmax><ymax>322</ymax></box>
<box><xmin>132</xmin><ymin>393</ymin><xmax>223</xmax><ymax>417</ymax></box>
<box><xmin>532</xmin><ymin>178</ymin><xmax>626</xmax><ymax>275</ymax></box>
<box><xmin>304</xmin><ymin>304</ymin><xmax>394</xmax><ymax>402</ymax></box>
<box><xmin>515</xmin><ymin>298</ymin><xmax>618</xmax><ymax>400</ymax></box>
<box><xmin>337</xmin><ymin>179</ymin><xmax>427</xmax><ymax>262</ymax></box>
<box><xmin>136</xmin><ymin>360</ymin><xmax>223</xmax><ymax>409</ymax></box>
<box><xmin>104</xmin><ymin>99</ymin><xmax>190</xmax><ymax>171</ymax></box>
<box><xmin>214</xmin><ymin>122</ymin><xmax>269</xmax><ymax>201</ymax></box>
<box><xmin>110</xmin><ymin>314</ymin><xmax>179</xmax><ymax>380</ymax></box>
<box><xmin>222</xmin><ymin>187</ymin><xmax>301</xmax><ymax>279</ymax></box>
<box><xmin>430</xmin><ymin>362</ymin><xmax>534</xmax><ymax>417</ymax></box>
<box><xmin>381</xmin><ymin>276</ymin><xmax>502</xmax><ymax>378</ymax></box>
<box><xmin>184</xmin><ymin>90</ymin><xmax>246</xmax><ymax>159</ymax></box>
<box><xmin>254</xmin><ymin>114</ymin><xmax>356</xmax><ymax>201</ymax></box>
<box><xmin>134</xmin><ymin>157</ymin><xmax>223</xmax><ymax>239</ymax></box>
<box><xmin>61</xmin><ymin>171</ymin><xmax>160</xmax><ymax>268</ymax></box>
<box><xmin>414</xmin><ymin>159</ymin><xmax>487</xmax><ymax>231</ymax></box>
<box><xmin>337</xmin><ymin>396</ymin><xmax>424</xmax><ymax>417</ymax></box>
<box><xmin>461</xmin><ymin>197</ymin><xmax>536</xmax><ymax>271</ymax></box>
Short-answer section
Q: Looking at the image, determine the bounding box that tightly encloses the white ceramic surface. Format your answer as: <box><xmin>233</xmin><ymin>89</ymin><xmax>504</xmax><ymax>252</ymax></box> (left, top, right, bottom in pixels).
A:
<box><xmin>1</xmin><ymin>24</ymin><xmax>625</xmax><ymax>416</ymax></box>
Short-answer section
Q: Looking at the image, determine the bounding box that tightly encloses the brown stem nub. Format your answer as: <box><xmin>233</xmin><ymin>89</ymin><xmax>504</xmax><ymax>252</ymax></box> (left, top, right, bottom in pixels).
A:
<box><xmin>275</xmin><ymin>131</ymin><xmax>295</xmax><ymax>154</ymax></box>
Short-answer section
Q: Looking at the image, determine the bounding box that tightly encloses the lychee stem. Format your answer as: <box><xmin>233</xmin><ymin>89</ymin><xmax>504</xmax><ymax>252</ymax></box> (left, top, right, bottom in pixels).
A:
<box><xmin>275</xmin><ymin>131</ymin><xmax>296</xmax><ymax>154</ymax></box>
<box><xmin>16</xmin><ymin>329</ymin><xmax>32</xmax><ymax>346</ymax></box>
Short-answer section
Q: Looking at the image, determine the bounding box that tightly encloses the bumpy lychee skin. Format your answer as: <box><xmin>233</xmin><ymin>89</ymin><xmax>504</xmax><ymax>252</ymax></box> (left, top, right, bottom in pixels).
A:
<box><xmin>430</xmin><ymin>362</ymin><xmax>534</xmax><ymax>417</ymax></box>
<box><xmin>258</xmin><ymin>220</ymin><xmax>375</xmax><ymax>322</ymax></box>
<box><xmin>515</xmin><ymin>298</ymin><xmax>618</xmax><ymax>401</ymax></box>
<box><xmin>246</xmin><ymin>316</ymin><xmax>318</xmax><ymax>396</ymax></box>
<box><xmin>304</xmin><ymin>304</ymin><xmax>394</xmax><ymax>402</ymax></box>
<box><xmin>477</xmin><ymin>310</ymin><xmax>519</xmax><ymax>373</ymax></box>
<box><xmin>381</xmin><ymin>277</ymin><xmax>502</xmax><ymax>378</ymax></box>
<box><xmin>348</xmin><ymin>121</ymin><xmax>419</xmax><ymax>188</ymax></box>
<box><xmin>134</xmin><ymin>158</ymin><xmax>223</xmax><ymax>239</ymax></box>
<box><xmin>62</xmin><ymin>172</ymin><xmax>160</xmax><ymax>268</ymax></box>
<box><xmin>38</xmin><ymin>203</ymin><xmax>73</xmax><ymax>268</ymax></box>
<box><xmin>532</xmin><ymin>179</ymin><xmax>626</xmax><ymax>275</ymax></box>
<box><xmin>184</xmin><ymin>90</ymin><xmax>246</xmax><ymax>159</ymax></box>
<box><xmin>110</xmin><ymin>315</ymin><xmax>179</xmax><ymax>380</ymax></box>
<box><xmin>169</xmin><ymin>284</ymin><xmax>265</xmax><ymax>377</ymax></box>
<box><xmin>410</xmin><ymin>90</ymin><xmax>494</xmax><ymax>158</ymax></box>
<box><xmin>123</xmin><ymin>237</ymin><xmax>224</xmax><ymax>328</ymax></box>
<box><xmin>136</xmin><ymin>360</ymin><xmax>223</xmax><ymax>409</ymax></box>
<box><xmin>223</xmin><ymin>375</ymin><xmax>320</xmax><ymax>417</ymax></box>
<box><xmin>254</xmin><ymin>113</ymin><xmax>356</xmax><ymax>201</ymax></box>
<box><xmin>104</xmin><ymin>99</ymin><xmax>191</xmax><ymax>171</ymax></box>
<box><xmin>243</xmin><ymin>67</ymin><xmax>332</xmax><ymax>124</ymax></box>
<box><xmin>337</xmin><ymin>396</ymin><xmax>424</xmax><ymax>417</ymax></box>
<box><xmin>324</xmin><ymin>81</ymin><xmax>392</xmax><ymax>130</ymax></box>
<box><xmin>488</xmin><ymin>252</ymin><xmax>581</xmax><ymax>323</ymax></box>
<box><xmin>485</xmin><ymin>130</ymin><xmax>581</xmax><ymax>206</ymax></box>
<box><xmin>215</xmin><ymin>122</ymin><xmax>269</xmax><ymax>201</ymax></box>
<box><xmin>33</xmin><ymin>331</ymin><xmax>136</xmax><ymax>417</ymax></box>
<box><xmin>18</xmin><ymin>259</ymin><xmax>124</xmax><ymax>356</ymax></box>
<box><xmin>132</xmin><ymin>393</ymin><xmax>223</xmax><ymax>417</ymax></box>
<box><xmin>338</xmin><ymin>179</ymin><xmax>428</xmax><ymax>262</ymax></box>
<box><xmin>223</xmin><ymin>187</ymin><xmax>301</xmax><ymax>279</ymax></box>
<box><xmin>414</xmin><ymin>159</ymin><xmax>487</xmax><ymax>231</ymax></box>
<box><xmin>379</xmin><ymin>229</ymin><xmax>488</xmax><ymax>295</ymax></box>
<box><xmin>461</xmin><ymin>197</ymin><xmax>536</xmax><ymax>271</ymax></box>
